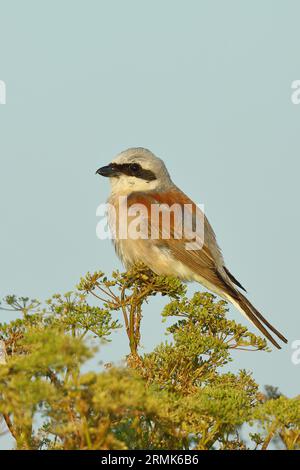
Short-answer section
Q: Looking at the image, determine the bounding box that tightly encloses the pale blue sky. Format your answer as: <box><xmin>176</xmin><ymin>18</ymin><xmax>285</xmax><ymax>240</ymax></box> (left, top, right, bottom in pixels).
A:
<box><xmin>1</xmin><ymin>0</ymin><xmax>300</xmax><ymax>449</ymax></box>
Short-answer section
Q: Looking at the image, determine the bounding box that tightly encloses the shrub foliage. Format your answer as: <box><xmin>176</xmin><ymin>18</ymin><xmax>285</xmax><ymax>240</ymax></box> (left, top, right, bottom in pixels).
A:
<box><xmin>0</xmin><ymin>264</ymin><xmax>299</xmax><ymax>450</ymax></box>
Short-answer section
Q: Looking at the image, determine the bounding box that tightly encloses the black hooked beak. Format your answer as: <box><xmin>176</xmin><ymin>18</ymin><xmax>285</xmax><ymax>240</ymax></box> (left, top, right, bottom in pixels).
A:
<box><xmin>95</xmin><ymin>163</ymin><xmax>119</xmax><ymax>177</ymax></box>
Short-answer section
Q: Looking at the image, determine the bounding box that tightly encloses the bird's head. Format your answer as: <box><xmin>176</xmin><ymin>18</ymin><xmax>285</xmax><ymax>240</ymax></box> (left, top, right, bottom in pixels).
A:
<box><xmin>96</xmin><ymin>147</ymin><xmax>173</xmax><ymax>194</ymax></box>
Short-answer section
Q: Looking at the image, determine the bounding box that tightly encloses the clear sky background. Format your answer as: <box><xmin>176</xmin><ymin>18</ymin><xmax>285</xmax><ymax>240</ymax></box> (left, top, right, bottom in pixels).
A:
<box><xmin>1</xmin><ymin>0</ymin><xmax>300</xmax><ymax>449</ymax></box>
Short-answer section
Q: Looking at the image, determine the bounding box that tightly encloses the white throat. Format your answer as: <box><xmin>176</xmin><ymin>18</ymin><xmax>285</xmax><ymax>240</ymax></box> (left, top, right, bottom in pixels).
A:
<box><xmin>109</xmin><ymin>174</ymin><xmax>168</xmax><ymax>196</ymax></box>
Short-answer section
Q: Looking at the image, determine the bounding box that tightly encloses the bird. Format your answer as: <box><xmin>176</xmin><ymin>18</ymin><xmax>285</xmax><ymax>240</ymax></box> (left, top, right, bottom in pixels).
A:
<box><xmin>96</xmin><ymin>147</ymin><xmax>287</xmax><ymax>349</ymax></box>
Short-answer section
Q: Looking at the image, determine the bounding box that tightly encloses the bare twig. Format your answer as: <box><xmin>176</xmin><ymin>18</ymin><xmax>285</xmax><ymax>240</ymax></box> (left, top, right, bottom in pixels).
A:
<box><xmin>261</xmin><ymin>422</ymin><xmax>277</xmax><ymax>450</ymax></box>
<box><xmin>0</xmin><ymin>340</ymin><xmax>7</xmax><ymax>365</ymax></box>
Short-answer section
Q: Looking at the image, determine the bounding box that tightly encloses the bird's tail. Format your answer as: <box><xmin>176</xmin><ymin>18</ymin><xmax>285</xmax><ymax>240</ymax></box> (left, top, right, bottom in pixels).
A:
<box><xmin>226</xmin><ymin>292</ymin><xmax>287</xmax><ymax>349</ymax></box>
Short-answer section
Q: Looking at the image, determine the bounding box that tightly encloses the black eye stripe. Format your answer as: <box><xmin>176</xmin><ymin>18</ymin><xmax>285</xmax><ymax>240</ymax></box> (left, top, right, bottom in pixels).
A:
<box><xmin>111</xmin><ymin>163</ymin><xmax>157</xmax><ymax>181</ymax></box>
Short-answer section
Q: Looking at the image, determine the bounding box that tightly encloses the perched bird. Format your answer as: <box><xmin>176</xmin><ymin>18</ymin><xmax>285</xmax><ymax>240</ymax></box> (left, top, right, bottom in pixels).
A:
<box><xmin>96</xmin><ymin>147</ymin><xmax>287</xmax><ymax>349</ymax></box>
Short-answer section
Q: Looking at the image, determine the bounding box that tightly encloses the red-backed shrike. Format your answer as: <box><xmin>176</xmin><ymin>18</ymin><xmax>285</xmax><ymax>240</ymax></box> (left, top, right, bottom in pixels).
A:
<box><xmin>96</xmin><ymin>147</ymin><xmax>287</xmax><ymax>349</ymax></box>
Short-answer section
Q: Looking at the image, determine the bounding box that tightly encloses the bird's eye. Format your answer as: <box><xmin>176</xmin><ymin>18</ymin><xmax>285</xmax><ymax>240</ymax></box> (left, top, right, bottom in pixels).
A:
<box><xmin>130</xmin><ymin>163</ymin><xmax>140</xmax><ymax>173</ymax></box>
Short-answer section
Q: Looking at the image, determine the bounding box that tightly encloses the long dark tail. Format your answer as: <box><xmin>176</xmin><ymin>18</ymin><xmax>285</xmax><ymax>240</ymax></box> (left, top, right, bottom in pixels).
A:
<box><xmin>228</xmin><ymin>291</ymin><xmax>287</xmax><ymax>349</ymax></box>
